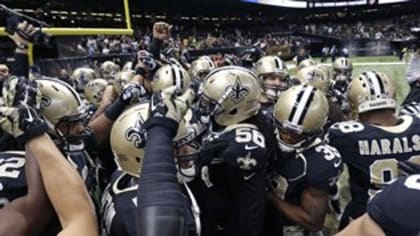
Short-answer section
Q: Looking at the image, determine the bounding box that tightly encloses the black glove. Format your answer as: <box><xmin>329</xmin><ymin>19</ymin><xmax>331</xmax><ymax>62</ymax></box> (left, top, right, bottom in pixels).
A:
<box><xmin>0</xmin><ymin>105</ymin><xmax>48</xmax><ymax>144</ymax></box>
<box><xmin>137</xmin><ymin>50</ymin><xmax>157</xmax><ymax>71</ymax></box>
<box><xmin>398</xmin><ymin>160</ymin><xmax>420</xmax><ymax>176</ymax></box>
<box><xmin>145</xmin><ymin>86</ymin><xmax>195</xmax><ymax>134</ymax></box>
<box><xmin>3</xmin><ymin>76</ymin><xmax>41</xmax><ymax>108</ymax></box>
<box><xmin>105</xmin><ymin>81</ymin><xmax>147</xmax><ymax>121</ymax></box>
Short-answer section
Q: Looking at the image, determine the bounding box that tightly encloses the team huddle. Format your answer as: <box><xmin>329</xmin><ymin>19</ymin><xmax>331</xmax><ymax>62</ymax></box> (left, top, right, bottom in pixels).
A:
<box><xmin>0</xmin><ymin>20</ymin><xmax>420</xmax><ymax>236</ymax></box>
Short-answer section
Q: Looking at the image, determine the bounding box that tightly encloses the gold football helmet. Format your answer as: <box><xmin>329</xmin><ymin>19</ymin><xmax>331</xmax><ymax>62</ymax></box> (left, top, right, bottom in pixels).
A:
<box><xmin>113</xmin><ymin>70</ymin><xmax>135</xmax><ymax>96</ymax></box>
<box><xmin>333</xmin><ymin>57</ymin><xmax>353</xmax><ymax>81</ymax></box>
<box><xmin>101</xmin><ymin>61</ymin><xmax>120</xmax><ymax>79</ymax></box>
<box><xmin>273</xmin><ymin>84</ymin><xmax>329</xmax><ymax>152</ymax></box>
<box><xmin>70</xmin><ymin>67</ymin><xmax>96</xmax><ymax>92</ymax></box>
<box><xmin>295</xmin><ymin>66</ymin><xmax>330</xmax><ymax>93</ymax></box>
<box><xmin>84</xmin><ymin>78</ymin><xmax>108</xmax><ymax>106</ymax></box>
<box><xmin>190</xmin><ymin>57</ymin><xmax>216</xmax><ymax>80</ymax></box>
<box><xmin>199</xmin><ymin>66</ymin><xmax>261</xmax><ymax>126</ymax></box>
<box><xmin>110</xmin><ymin>103</ymin><xmax>149</xmax><ymax>177</ymax></box>
<box><xmin>36</xmin><ymin>78</ymin><xmax>89</xmax><ymax>143</ymax></box>
<box><xmin>297</xmin><ymin>58</ymin><xmax>316</xmax><ymax>71</ymax></box>
<box><xmin>348</xmin><ymin>70</ymin><xmax>396</xmax><ymax>114</ymax></box>
<box><xmin>254</xmin><ymin>55</ymin><xmax>290</xmax><ymax>101</ymax></box>
<box><xmin>152</xmin><ymin>64</ymin><xmax>191</xmax><ymax>94</ymax></box>
<box><xmin>111</xmin><ymin>103</ymin><xmax>200</xmax><ymax>177</ymax></box>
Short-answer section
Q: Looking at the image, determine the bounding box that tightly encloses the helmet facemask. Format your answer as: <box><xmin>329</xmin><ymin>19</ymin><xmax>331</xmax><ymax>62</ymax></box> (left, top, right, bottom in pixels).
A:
<box><xmin>198</xmin><ymin>91</ymin><xmax>229</xmax><ymax>124</ymax></box>
<box><xmin>54</xmin><ymin>110</ymin><xmax>92</xmax><ymax>149</ymax></box>
<box><xmin>274</xmin><ymin>119</ymin><xmax>320</xmax><ymax>153</ymax></box>
<box><xmin>333</xmin><ymin>68</ymin><xmax>352</xmax><ymax>82</ymax></box>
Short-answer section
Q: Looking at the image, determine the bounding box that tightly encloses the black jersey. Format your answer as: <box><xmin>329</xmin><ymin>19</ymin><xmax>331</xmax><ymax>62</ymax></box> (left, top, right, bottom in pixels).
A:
<box><xmin>367</xmin><ymin>175</ymin><xmax>420</xmax><ymax>236</ymax></box>
<box><xmin>260</xmin><ymin>102</ymin><xmax>274</xmax><ymax>126</ymax></box>
<box><xmin>0</xmin><ymin>151</ymin><xmax>27</xmax><ymax>208</ymax></box>
<box><xmin>101</xmin><ymin>170</ymin><xmax>137</xmax><ymax>236</ymax></box>
<box><xmin>265</xmin><ymin>139</ymin><xmax>342</xmax><ymax>234</ymax></box>
<box><xmin>64</xmin><ymin>143</ymin><xmax>98</xmax><ymax>204</ymax></box>
<box><xmin>327</xmin><ymin>116</ymin><xmax>420</xmax><ymax>227</ymax></box>
<box><xmin>198</xmin><ymin>123</ymin><xmax>267</xmax><ymax>236</ymax></box>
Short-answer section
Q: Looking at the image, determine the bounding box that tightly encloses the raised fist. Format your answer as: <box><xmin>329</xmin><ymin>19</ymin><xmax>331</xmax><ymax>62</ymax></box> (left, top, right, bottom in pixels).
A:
<box><xmin>153</xmin><ymin>21</ymin><xmax>172</xmax><ymax>41</ymax></box>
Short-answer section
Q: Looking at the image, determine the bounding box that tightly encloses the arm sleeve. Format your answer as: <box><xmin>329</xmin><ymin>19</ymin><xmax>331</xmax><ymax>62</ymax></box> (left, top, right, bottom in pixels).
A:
<box><xmin>11</xmin><ymin>53</ymin><xmax>29</xmax><ymax>77</ymax></box>
<box><xmin>149</xmin><ymin>38</ymin><xmax>163</xmax><ymax>60</ymax></box>
<box><xmin>136</xmin><ymin>118</ymin><xmax>189</xmax><ymax>236</ymax></box>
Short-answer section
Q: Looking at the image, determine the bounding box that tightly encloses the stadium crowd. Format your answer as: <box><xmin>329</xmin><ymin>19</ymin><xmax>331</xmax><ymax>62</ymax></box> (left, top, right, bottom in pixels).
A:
<box><xmin>1</xmin><ymin>12</ymin><xmax>420</xmax><ymax>236</ymax></box>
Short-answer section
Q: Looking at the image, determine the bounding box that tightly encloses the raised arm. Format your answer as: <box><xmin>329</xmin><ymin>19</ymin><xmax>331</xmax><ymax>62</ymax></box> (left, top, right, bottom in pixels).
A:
<box><xmin>0</xmin><ymin>151</ymin><xmax>53</xmax><ymax>236</ymax></box>
<box><xmin>26</xmin><ymin>134</ymin><xmax>98</xmax><ymax>236</ymax></box>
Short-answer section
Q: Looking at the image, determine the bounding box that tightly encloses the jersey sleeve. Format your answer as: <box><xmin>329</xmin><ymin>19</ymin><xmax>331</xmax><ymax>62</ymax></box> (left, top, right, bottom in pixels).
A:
<box><xmin>306</xmin><ymin>144</ymin><xmax>343</xmax><ymax>191</ymax></box>
<box><xmin>367</xmin><ymin>176</ymin><xmax>420</xmax><ymax>235</ymax></box>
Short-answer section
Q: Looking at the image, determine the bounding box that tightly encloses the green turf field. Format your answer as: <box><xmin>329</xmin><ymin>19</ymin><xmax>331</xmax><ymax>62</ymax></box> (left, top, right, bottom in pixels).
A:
<box><xmin>289</xmin><ymin>56</ymin><xmax>411</xmax><ymax>105</ymax></box>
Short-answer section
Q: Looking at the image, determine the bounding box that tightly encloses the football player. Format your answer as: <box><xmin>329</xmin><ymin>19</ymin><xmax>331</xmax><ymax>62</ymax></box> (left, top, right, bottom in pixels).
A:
<box><xmin>36</xmin><ymin>78</ymin><xmax>98</xmax><ymax>194</ymax></box>
<box><xmin>331</xmin><ymin>57</ymin><xmax>353</xmax><ymax>92</ymax></box>
<box><xmin>265</xmin><ymin>84</ymin><xmax>343</xmax><ymax>235</ymax></box>
<box><xmin>136</xmin><ymin>85</ymin><xmax>196</xmax><ymax>236</ymax></box>
<box><xmin>196</xmin><ymin>66</ymin><xmax>268</xmax><ymax>236</ymax></box>
<box><xmin>329</xmin><ymin>57</ymin><xmax>353</xmax><ymax>116</ymax></box>
<box><xmin>336</xmin><ymin>171</ymin><xmax>420</xmax><ymax>236</ymax></box>
<box><xmin>0</xmin><ymin>21</ymin><xmax>98</xmax><ymax>235</ymax></box>
<box><xmin>70</xmin><ymin>67</ymin><xmax>97</xmax><ymax>93</ymax></box>
<box><xmin>326</xmin><ymin>70</ymin><xmax>420</xmax><ymax>229</ymax></box>
<box><xmin>0</xmin><ymin>104</ymin><xmax>98</xmax><ymax>236</ymax></box>
<box><xmin>189</xmin><ymin>56</ymin><xmax>216</xmax><ymax>81</ymax></box>
<box><xmin>102</xmin><ymin>102</ymin><xmax>201</xmax><ymax>236</ymax></box>
<box><xmin>295</xmin><ymin>66</ymin><xmax>348</xmax><ymax>125</ymax></box>
<box><xmin>100</xmin><ymin>61</ymin><xmax>120</xmax><ymax>80</ymax></box>
<box><xmin>84</xmin><ymin>78</ymin><xmax>108</xmax><ymax>117</ymax></box>
<box><xmin>254</xmin><ymin>55</ymin><xmax>290</xmax><ymax>122</ymax></box>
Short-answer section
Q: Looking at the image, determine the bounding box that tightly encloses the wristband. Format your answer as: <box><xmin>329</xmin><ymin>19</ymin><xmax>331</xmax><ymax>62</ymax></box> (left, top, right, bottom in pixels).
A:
<box><xmin>104</xmin><ymin>98</ymin><xmax>125</xmax><ymax>121</ymax></box>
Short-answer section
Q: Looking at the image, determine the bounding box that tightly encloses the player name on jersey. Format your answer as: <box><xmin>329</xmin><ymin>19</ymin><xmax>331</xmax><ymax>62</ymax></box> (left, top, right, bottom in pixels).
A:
<box><xmin>358</xmin><ymin>135</ymin><xmax>420</xmax><ymax>156</ymax></box>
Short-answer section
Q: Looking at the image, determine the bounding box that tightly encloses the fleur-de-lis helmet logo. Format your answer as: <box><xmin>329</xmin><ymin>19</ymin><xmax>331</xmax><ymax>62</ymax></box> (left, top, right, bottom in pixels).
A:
<box><xmin>229</xmin><ymin>77</ymin><xmax>249</xmax><ymax>104</ymax></box>
<box><xmin>125</xmin><ymin>112</ymin><xmax>147</xmax><ymax>149</ymax></box>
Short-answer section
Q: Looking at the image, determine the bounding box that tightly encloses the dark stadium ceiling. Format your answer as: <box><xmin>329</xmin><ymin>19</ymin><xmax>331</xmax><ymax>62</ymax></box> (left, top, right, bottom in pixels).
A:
<box><xmin>1</xmin><ymin>0</ymin><xmax>417</xmax><ymax>11</ymax></box>
<box><xmin>1</xmin><ymin>0</ymin><xmax>419</xmax><ymax>18</ymax></box>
